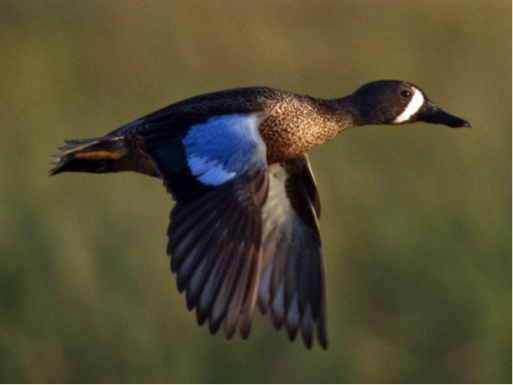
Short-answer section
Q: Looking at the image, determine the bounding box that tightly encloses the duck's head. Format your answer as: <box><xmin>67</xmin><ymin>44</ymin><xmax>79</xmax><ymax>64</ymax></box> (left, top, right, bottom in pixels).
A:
<box><xmin>347</xmin><ymin>80</ymin><xmax>471</xmax><ymax>128</ymax></box>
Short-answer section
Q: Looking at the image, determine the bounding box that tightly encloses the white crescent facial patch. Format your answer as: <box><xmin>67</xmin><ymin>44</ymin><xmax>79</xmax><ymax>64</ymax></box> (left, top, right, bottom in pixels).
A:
<box><xmin>394</xmin><ymin>88</ymin><xmax>425</xmax><ymax>124</ymax></box>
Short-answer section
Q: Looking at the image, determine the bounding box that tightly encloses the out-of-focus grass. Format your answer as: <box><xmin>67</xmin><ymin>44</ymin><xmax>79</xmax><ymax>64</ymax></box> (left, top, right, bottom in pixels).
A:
<box><xmin>0</xmin><ymin>1</ymin><xmax>510</xmax><ymax>383</ymax></box>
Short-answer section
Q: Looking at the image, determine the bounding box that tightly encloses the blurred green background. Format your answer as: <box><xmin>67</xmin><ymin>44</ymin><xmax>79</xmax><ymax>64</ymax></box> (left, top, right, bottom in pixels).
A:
<box><xmin>0</xmin><ymin>1</ymin><xmax>510</xmax><ymax>383</ymax></box>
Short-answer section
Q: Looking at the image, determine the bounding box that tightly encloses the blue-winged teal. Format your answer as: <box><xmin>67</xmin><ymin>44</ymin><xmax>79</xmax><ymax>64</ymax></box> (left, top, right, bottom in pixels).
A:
<box><xmin>50</xmin><ymin>80</ymin><xmax>470</xmax><ymax>349</ymax></box>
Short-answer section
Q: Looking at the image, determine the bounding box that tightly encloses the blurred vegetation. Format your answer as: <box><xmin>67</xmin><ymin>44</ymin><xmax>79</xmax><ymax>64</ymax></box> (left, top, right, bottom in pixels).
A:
<box><xmin>0</xmin><ymin>0</ymin><xmax>510</xmax><ymax>383</ymax></box>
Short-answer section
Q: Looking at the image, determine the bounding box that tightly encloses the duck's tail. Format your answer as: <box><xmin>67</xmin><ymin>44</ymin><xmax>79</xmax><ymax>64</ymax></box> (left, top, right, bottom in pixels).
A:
<box><xmin>49</xmin><ymin>136</ymin><xmax>129</xmax><ymax>176</ymax></box>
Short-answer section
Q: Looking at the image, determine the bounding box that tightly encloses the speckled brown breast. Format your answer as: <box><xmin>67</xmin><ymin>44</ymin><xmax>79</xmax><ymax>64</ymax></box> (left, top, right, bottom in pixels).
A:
<box><xmin>259</xmin><ymin>96</ymin><xmax>348</xmax><ymax>164</ymax></box>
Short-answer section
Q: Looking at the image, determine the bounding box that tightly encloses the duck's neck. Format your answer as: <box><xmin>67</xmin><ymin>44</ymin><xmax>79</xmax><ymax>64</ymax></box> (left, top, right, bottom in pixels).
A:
<box><xmin>314</xmin><ymin>95</ymin><xmax>365</xmax><ymax>133</ymax></box>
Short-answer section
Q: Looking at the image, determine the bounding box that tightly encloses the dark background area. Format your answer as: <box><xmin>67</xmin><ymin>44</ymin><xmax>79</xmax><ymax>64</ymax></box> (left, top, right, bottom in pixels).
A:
<box><xmin>0</xmin><ymin>1</ymin><xmax>511</xmax><ymax>383</ymax></box>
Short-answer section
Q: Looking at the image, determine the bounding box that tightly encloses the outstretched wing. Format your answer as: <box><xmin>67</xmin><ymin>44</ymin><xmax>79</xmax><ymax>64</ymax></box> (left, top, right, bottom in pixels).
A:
<box><xmin>258</xmin><ymin>154</ymin><xmax>327</xmax><ymax>349</ymax></box>
<box><xmin>143</xmin><ymin>112</ymin><xmax>270</xmax><ymax>339</ymax></box>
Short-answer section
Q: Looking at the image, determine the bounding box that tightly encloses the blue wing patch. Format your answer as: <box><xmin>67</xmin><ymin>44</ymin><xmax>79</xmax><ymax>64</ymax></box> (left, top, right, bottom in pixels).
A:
<box><xmin>182</xmin><ymin>113</ymin><xmax>267</xmax><ymax>186</ymax></box>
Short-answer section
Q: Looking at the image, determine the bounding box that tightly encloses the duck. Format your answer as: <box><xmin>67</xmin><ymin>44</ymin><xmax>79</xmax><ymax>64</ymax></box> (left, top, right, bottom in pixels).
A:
<box><xmin>50</xmin><ymin>80</ymin><xmax>470</xmax><ymax>349</ymax></box>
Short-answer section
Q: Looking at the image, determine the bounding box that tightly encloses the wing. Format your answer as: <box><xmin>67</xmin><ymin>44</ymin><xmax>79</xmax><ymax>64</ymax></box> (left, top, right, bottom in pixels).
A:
<box><xmin>258</xmin><ymin>154</ymin><xmax>327</xmax><ymax>349</ymax></box>
<box><xmin>143</xmin><ymin>112</ymin><xmax>270</xmax><ymax>339</ymax></box>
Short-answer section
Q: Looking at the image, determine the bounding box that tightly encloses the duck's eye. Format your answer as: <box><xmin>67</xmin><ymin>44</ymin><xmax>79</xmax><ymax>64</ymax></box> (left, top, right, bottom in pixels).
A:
<box><xmin>400</xmin><ymin>90</ymin><xmax>412</xmax><ymax>98</ymax></box>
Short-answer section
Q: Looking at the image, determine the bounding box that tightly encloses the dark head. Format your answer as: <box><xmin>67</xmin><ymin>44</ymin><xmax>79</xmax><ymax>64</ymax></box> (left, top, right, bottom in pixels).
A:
<box><xmin>346</xmin><ymin>80</ymin><xmax>471</xmax><ymax>128</ymax></box>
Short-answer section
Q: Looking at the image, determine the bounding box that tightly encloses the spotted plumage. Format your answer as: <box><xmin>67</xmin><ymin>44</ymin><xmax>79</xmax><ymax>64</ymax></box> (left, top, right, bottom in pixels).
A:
<box><xmin>50</xmin><ymin>80</ymin><xmax>470</xmax><ymax>349</ymax></box>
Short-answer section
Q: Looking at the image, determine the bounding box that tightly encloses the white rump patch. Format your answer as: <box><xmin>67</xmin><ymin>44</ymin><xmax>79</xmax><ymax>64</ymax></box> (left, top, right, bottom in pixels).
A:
<box><xmin>394</xmin><ymin>88</ymin><xmax>425</xmax><ymax>123</ymax></box>
<box><xmin>188</xmin><ymin>155</ymin><xmax>237</xmax><ymax>185</ymax></box>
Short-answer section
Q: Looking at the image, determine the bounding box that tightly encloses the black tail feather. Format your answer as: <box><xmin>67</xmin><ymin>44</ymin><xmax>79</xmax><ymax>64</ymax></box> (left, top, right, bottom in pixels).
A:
<box><xmin>49</xmin><ymin>137</ymin><xmax>128</xmax><ymax>176</ymax></box>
